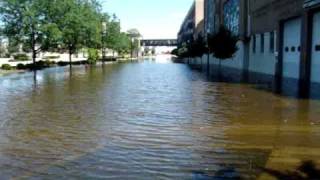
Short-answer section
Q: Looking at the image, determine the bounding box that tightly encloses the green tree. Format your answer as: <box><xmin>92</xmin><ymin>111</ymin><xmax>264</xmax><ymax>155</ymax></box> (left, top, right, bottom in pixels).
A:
<box><xmin>0</xmin><ymin>0</ymin><xmax>61</xmax><ymax>66</ymax></box>
<box><xmin>7</xmin><ymin>37</ymin><xmax>20</xmax><ymax>55</ymax></box>
<box><xmin>208</xmin><ymin>26</ymin><xmax>238</xmax><ymax>60</ymax></box>
<box><xmin>189</xmin><ymin>35</ymin><xmax>207</xmax><ymax>58</ymax></box>
<box><xmin>115</xmin><ymin>32</ymin><xmax>130</xmax><ymax>57</ymax></box>
<box><xmin>105</xmin><ymin>14</ymin><xmax>121</xmax><ymax>57</ymax></box>
<box><xmin>53</xmin><ymin>0</ymin><xmax>102</xmax><ymax>65</ymax></box>
<box><xmin>87</xmin><ymin>48</ymin><xmax>99</xmax><ymax>64</ymax></box>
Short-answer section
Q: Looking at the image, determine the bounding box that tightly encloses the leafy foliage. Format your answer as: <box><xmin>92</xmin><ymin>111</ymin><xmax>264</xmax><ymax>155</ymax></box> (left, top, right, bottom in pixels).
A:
<box><xmin>13</xmin><ymin>53</ymin><xmax>29</xmax><ymax>61</ymax></box>
<box><xmin>208</xmin><ymin>26</ymin><xmax>238</xmax><ymax>60</ymax></box>
<box><xmin>0</xmin><ymin>0</ymin><xmax>140</xmax><ymax>64</ymax></box>
<box><xmin>1</xmin><ymin>64</ymin><xmax>12</xmax><ymax>70</ymax></box>
<box><xmin>189</xmin><ymin>36</ymin><xmax>207</xmax><ymax>58</ymax></box>
<box><xmin>0</xmin><ymin>0</ymin><xmax>61</xmax><ymax>63</ymax></box>
<box><xmin>87</xmin><ymin>48</ymin><xmax>99</xmax><ymax>64</ymax></box>
<box><xmin>116</xmin><ymin>33</ymin><xmax>131</xmax><ymax>56</ymax></box>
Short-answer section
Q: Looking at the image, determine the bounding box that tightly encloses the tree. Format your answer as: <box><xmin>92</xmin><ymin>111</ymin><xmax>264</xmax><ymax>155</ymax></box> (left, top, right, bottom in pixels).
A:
<box><xmin>127</xmin><ymin>28</ymin><xmax>141</xmax><ymax>38</ymax></box>
<box><xmin>171</xmin><ymin>48</ymin><xmax>178</xmax><ymax>56</ymax></box>
<box><xmin>208</xmin><ymin>26</ymin><xmax>238</xmax><ymax>60</ymax></box>
<box><xmin>105</xmin><ymin>14</ymin><xmax>121</xmax><ymax>58</ymax></box>
<box><xmin>7</xmin><ymin>37</ymin><xmax>20</xmax><ymax>55</ymax></box>
<box><xmin>53</xmin><ymin>0</ymin><xmax>102</xmax><ymax>65</ymax></box>
<box><xmin>115</xmin><ymin>32</ymin><xmax>130</xmax><ymax>57</ymax></box>
<box><xmin>0</xmin><ymin>0</ymin><xmax>61</xmax><ymax>67</ymax></box>
<box><xmin>189</xmin><ymin>35</ymin><xmax>207</xmax><ymax>58</ymax></box>
<box><xmin>151</xmin><ymin>47</ymin><xmax>156</xmax><ymax>55</ymax></box>
<box><xmin>176</xmin><ymin>43</ymin><xmax>190</xmax><ymax>58</ymax></box>
<box><xmin>144</xmin><ymin>46</ymin><xmax>150</xmax><ymax>55</ymax></box>
<box><xmin>0</xmin><ymin>32</ymin><xmax>6</xmax><ymax>57</ymax></box>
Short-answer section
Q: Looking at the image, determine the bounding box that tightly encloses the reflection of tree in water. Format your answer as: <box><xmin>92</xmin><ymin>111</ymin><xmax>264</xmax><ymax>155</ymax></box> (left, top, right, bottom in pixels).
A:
<box><xmin>264</xmin><ymin>161</ymin><xmax>320</xmax><ymax>180</ymax></box>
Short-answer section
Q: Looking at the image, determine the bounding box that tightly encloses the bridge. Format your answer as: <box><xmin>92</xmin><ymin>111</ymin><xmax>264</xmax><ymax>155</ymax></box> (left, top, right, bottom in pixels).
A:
<box><xmin>140</xmin><ymin>39</ymin><xmax>177</xmax><ymax>46</ymax></box>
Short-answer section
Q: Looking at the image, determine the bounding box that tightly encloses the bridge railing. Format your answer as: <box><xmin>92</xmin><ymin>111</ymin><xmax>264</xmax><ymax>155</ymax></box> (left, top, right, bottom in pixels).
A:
<box><xmin>140</xmin><ymin>39</ymin><xmax>177</xmax><ymax>46</ymax></box>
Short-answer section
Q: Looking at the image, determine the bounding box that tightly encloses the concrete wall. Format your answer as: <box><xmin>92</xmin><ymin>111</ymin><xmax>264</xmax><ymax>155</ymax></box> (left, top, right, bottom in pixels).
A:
<box><xmin>249</xmin><ymin>0</ymin><xmax>304</xmax><ymax>34</ymax></box>
<box><xmin>248</xmin><ymin>32</ymin><xmax>277</xmax><ymax>75</ymax></box>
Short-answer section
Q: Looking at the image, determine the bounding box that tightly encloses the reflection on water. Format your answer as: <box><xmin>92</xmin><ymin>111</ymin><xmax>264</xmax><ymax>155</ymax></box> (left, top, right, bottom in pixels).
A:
<box><xmin>0</xmin><ymin>59</ymin><xmax>319</xmax><ymax>179</ymax></box>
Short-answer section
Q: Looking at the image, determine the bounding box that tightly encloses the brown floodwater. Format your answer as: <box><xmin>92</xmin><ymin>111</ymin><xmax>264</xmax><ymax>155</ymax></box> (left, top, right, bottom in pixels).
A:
<box><xmin>0</xmin><ymin>57</ymin><xmax>319</xmax><ymax>179</ymax></box>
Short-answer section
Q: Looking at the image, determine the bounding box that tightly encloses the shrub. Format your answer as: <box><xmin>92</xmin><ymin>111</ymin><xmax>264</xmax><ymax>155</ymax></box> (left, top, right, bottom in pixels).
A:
<box><xmin>189</xmin><ymin>35</ymin><xmax>207</xmax><ymax>58</ymax></box>
<box><xmin>13</xmin><ymin>53</ymin><xmax>30</xmax><ymax>61</ymax></box>
<box><xmin>171</xmin><ymin>48</ymin><xmax>179</xmax><ymax>56</ymax></box>
<box><xmin>177</xmin><ymin>45</ymin><xmax>190</xmax><ymax>58</ymax></box>
<box><xmin>208</xmin><ymin>26</ymin><xmax>239</xmax><ymax>60</ymax></box>
<box><xmin>57</xmin><ymin>61</ymin><xmax>69</xmax><ymax>66</ymax></box>
<box><xmin>1</xmin><ymin>64</ymin><xmax>12</xmax><ymax>70</ymax></box>
<box><xmin>43</xmin><ymin>60</ymin><xmax>55</xmax><ymax>67</ymax></box>
<box><xmin>16</xmin><ymin>63</ymin><xmax>26</xmax><ymax>70</ymax></box>
<box><xmin>24</xmin><ymin>60</ymin><xmax>55</xmax><ymax>70</ymax></box>
<box><xmin>43</xmin><ymin>55</ymin><xmax>60</xmax><ymax>60</ymax></box>
<box><xmin>87</xmin><ymin>48</ymin><xmax>99</xmax><ymax>65</ymax></box>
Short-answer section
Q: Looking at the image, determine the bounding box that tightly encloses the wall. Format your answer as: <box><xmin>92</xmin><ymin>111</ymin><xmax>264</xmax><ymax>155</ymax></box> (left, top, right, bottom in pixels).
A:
<box><xmin>249</xmin><ymin>32</ymin><xmax>277</xmax><ymax>75</ymax></box>
<box><xmin>250</xmin><ymin>0</ymin><xmax>304</xmax><ymax>34</ymax></box>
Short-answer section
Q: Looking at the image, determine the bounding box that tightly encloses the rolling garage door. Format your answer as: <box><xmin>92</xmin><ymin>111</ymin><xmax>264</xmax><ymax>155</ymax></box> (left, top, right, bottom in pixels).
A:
<box><xmin>311</xmin><ymin>12</ymin><xmax>320</xmax><ymax>83</ymax></box>
<box><xmin>282</xmin><ymin>18</ymin><xmax>301</xmax><ymax>96</ymax></box>
<box><xmin>282</xmin><ymin>18</ymin><xmax>302</xmax><ymax>79</ymax></box>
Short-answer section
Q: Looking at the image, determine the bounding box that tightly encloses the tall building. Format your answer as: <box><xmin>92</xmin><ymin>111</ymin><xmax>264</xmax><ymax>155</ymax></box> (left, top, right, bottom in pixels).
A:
<box><xmin>177</xmin><ymin>0</ymin><xmax>204</xmax><ymax>47</ymax></box>
<box><xmin>204</xmin><ymin>0</ymin><xmax>217</xmax><ymax>37</ymax></box>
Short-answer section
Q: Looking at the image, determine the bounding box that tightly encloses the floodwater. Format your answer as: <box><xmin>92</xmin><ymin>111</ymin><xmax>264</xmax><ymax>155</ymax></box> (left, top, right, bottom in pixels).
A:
<box><xmin>0</xmin><ymin>57</ymin><xmax>319</xmax><ymax>179</ymax></box>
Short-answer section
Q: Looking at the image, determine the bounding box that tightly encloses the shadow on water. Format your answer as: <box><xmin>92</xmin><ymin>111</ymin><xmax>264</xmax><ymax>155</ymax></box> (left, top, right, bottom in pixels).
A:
<box><xmin>192</xmin><ymin>168</ymin><xmax>242</xmax><ymax>180</ymax></box>
<box><xmin>191</xmin><ymin>161</ymin><xmax>320</xmax><ymax>180</ymax></box>
<box><xmin>264</xmin><ymin>161</ymin><xmax>320</xmax><ymax>180</ymax></box>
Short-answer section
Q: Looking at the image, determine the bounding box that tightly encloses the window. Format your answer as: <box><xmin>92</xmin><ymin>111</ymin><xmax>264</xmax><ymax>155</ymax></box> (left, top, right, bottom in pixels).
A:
<box><xmin>253</xmin><ymin>35</ymin><xmax>256</xmax><ymax>53</ymax></box>
<box><xmin>260</xmin><ymin>33</ymin><xmax>264</xmax><ymax>53</ymax></box>
<box><xmin>223</xmin><ymin>0</ymin><xmax>240</xmax><ymax>35</ymax></box>
<box><xmin>270</xmin><ymin>31</ymin><xmax>274</xmax><ymax>52</ymax></box>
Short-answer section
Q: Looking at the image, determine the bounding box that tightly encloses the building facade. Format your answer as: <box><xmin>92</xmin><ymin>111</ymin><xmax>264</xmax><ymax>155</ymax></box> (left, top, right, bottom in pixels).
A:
<box><xmin>204</xmin><ymin>0</ymin><xmax>217</xmax><ymax>37</ymax></box>
<box><xmin>180</xmin><ymin>0</ymin><xmax>320</xmax><ymax>98</ymax></box>
<box><xmin>177</xmin><ymin>0</ymin><xmax>204</xmax><ymax>47</ymax></box>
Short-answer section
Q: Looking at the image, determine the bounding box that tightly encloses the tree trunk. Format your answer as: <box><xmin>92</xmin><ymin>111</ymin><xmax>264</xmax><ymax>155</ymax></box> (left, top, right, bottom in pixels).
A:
<box><xmin>31</xmin><ymin>32</ymin><xmax>37</xmax><ymax>68</ymax></box>
<box><xmin>32</xmin><ymin>49</ymin><xmax>36</xmax><ymax>66</ymax></box>
<box><xmin>102</xmin><ymin>48</ymin><xmax>106</xmax><ymax>64</ymax></box>
<box><xmin>69</xmin><ymin>48</ymin><xmax>72</xmax><ymax>68</ymax></box>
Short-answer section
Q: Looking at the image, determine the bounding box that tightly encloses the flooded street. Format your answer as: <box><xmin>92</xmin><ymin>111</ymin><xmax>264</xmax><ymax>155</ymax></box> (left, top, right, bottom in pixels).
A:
<box><xmin>0</xmin><ymin>57</ymin><xmax>320</xmax><ymax>179</ymax></box>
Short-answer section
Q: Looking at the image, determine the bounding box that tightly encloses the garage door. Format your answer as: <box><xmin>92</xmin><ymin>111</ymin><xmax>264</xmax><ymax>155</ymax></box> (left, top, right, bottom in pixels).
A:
<box><xmin>311</xmin><ymin>12</ymin><xmax>320</xmax><ymax>83</ymax></box>
<box><xmin>282</xmin><ymin>18</ymin><xmax>302</xmax><ymax>79</ymax></box>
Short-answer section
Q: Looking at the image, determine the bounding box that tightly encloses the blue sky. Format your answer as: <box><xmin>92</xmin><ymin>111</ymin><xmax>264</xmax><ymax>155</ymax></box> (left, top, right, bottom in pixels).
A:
<box><xmin>100</xmin><ymin>0</ymin><xmax>193</xmax><ymax>39</ymax></box>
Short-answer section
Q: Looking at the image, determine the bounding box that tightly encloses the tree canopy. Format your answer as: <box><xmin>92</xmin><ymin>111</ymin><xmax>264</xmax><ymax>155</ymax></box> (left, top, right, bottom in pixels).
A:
<box><xmin>0</xmin><ymin>0</ymin><xmax>140</xmax><ymax>65</ymax></box>
<box><xmin>208</xmin><ymin>26</ymin><xmax>238</xmax><ymax>60</ymax></box>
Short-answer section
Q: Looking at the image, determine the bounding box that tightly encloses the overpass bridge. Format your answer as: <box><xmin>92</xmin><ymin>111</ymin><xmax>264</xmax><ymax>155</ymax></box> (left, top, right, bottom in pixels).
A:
<box><xmin>140</xmin><ymin>39</ymin><xmax>177</xmax><ymax>47</ymax></box>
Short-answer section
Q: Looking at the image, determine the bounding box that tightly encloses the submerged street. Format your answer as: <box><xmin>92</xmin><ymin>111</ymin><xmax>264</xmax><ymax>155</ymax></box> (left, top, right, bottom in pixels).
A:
<box><xmin>0</xmin><ymin>57</ymin><xmax>319</xmax><ymax>179</ymax></box>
